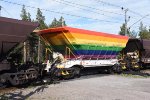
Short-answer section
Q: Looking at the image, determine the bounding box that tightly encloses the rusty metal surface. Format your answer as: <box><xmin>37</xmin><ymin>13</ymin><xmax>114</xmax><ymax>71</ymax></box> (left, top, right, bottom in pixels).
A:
<box><xmin>142</xmin><ymin>39</ymin><xmax>150</xmax><ymax>50</ymax></box>
<box><xmin>121</xmin><ymin>39</ymin><xmax>143</xmax><ymax>53</ymax></box>
<box><xmin>0</xmin><ymin>17</ymin><xmax>39</xmax><ymax>58</ymax></box>
<box><xmin>122</xmin><ymin>38</ymin><xmax>150</xmax><ymax>63</ymax></box>
<box><xmin>141</xmin><ymin>39</ymin><xmax>150</xmax><ymax>59</ymax></box>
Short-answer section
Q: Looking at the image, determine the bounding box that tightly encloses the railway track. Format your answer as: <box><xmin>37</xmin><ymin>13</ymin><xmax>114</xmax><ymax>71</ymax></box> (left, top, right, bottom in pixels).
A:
<box><xmin>0</xmin><ymin>68</ymin><xmax>150</xmax><ymax>95</ymax></box>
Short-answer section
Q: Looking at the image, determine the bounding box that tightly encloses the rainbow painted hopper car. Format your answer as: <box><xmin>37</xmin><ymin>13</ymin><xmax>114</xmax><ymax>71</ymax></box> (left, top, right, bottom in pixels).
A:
<box><xmin>37</xmin><ymin>27</ymin><xmax>129</xmax><ymax>76</ymax></box>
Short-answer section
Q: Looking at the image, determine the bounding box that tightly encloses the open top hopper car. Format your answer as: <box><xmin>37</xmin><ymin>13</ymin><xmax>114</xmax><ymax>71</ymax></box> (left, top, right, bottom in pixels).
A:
<box><xmin>119</xmin><ymin>38</ymin><xmax>150</xmax><ymax>71</ymax></box>
<box><xmin>37</xmin><ymin>27</ymin><xmax>129</xmax><ymax>77</ymax></box>
<box><xmin>0</xmin><ymin>17</ymin><xmax>40</xmax><ymax>86</ymax></box>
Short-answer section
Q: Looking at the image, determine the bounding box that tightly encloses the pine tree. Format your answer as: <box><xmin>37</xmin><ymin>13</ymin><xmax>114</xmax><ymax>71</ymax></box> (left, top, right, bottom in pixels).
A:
<box><xmin>119</xmin><ymin>23</ymin><xmax>131</xmax><ymax>36</ymax></box>
<box><xmin>49</xmin><ymin>18</ymin><xmax>58</xmax><ymax>28</ymax></box>
<box><xmin>139</xmin><ymin>22</ymin><xmax>150</xmax><ymax>39</ymax></box>
<box><xmin>36</xmin><ymin>8</ymin><xmax>47</xmax><ymax>29</ymax></box>
<box><xmin>20</xmin><ymin>5</ymin><xmax>31</xmax><ymax>62</ymax></box>
<box><xmin>49</xmin><ymin>17</ymin><xmax>67</xmax><ymax>28</ymax></box>
<box><xmin>35</xmin><ymin>8</ymin><xmax>48</xmax><ymax>62</ymax></box>
<box><xmin>20</xmin><ymin>5</ymin><xmax>28</xmax><ymax>21</ymax></box>
<box><xmin>119</xmin><ymin>23</ymin><xmax>137</xmax><ymax>38</ymax></box>
<box><xmin>58</xmin><ymin>16</ymin><xmax>66</xmax><ymax>27</ymax></box>
<box><xmin>27</xmin><ymin>12</ymin><xmax>31</xmax><ymax>22</ymax></box>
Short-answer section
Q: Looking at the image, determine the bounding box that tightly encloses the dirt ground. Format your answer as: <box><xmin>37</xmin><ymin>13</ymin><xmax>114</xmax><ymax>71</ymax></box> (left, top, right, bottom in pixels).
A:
<box><xmin>0</xmin><ymin>74</ymin><xmax>150</xmax><ymax>100</ymax></box>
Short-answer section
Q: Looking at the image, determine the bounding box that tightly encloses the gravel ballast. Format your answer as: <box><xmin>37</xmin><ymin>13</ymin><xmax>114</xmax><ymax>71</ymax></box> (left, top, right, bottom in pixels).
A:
<box><xmin>0</xmin><ymin>74</ymin><xmax>150</xmax><ymax>100</ymax></box>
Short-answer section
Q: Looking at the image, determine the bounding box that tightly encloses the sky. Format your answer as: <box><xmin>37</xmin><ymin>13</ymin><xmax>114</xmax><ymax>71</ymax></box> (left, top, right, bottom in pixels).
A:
<box><xmin>0</xmin><ymin>0</ymin><xmax>150</xmax><ymax>34</ymax></box>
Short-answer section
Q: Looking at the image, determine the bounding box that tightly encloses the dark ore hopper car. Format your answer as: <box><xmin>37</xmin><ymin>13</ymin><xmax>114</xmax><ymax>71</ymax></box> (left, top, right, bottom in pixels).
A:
<box><xmin>120</xmin><ymin>38</ymin><xmax>150</xmax><ymax>70</ymax></box>
<box><xmin>0</xmin><ymin>17</ymin><xmax>39</xmax><ymax>61</ymax></box>
<box><xmin>141</xmin><ymin>39</ymin><xmax>150</xmax><ymax>64</ymax></box>
<box><xmin>121</xmin><ymin>39</ymin><xmax>143</xmax><ymax>54</ymax></box>
<box><xmin>0</xmin><ymin>17</ymin><xmax>39</xmax><ymax>86</ymax></box>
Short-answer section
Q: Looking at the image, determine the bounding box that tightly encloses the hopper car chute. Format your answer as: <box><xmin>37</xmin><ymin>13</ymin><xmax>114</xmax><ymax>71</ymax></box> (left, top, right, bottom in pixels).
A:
<box><xmin>0</xmin><ymin>17</ymin><xmax>40</xmax><ymax>86</ymax></box>
<box><xmin>37</xmin><ymin>26</ymin><xmax>129</xmax><ymax>77</ymax></box>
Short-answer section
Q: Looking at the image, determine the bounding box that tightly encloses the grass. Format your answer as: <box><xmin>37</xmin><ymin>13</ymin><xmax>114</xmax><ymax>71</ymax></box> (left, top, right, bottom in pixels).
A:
<box><xmin>119</xmin><ymin>73</ymin><xmax>150</xmax><ymax>78</ymax></box>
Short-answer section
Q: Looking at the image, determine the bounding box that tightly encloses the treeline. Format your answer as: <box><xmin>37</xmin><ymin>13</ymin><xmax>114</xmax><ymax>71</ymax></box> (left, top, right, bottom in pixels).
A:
<box><xmin>119</xmin><ymin>22</ymin><xmax>150</xmax><ymax>39</ymax></box>
<box><xmin>21</xmin><ymin>5</ymin><xmax>66</xmax><ymax>29</ymax></box>
<box><xmin>18</xmin><ymin>5</ymin><xmax>67</xmax><ymax>63</ymax></box>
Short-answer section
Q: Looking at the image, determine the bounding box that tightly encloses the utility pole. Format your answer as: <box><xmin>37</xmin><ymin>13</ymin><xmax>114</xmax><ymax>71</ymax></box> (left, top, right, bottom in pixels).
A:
<box><xmin>122</xmin><ymin>7</ymin><xmax>130</xmax><ymax>36</ymax></box>
<box><xmin>124</xmin><ymin>9</ymin><xmax>128</xmax><ymax>36</ymax></box>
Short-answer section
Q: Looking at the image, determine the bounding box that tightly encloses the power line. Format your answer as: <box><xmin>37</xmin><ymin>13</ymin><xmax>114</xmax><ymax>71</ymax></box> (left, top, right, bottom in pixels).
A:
<box><xmin>93</xmin><ymin>0</ymin><xmax>150</xmax><ymax>29</ymax></box>
<box><xmin>94</xmin><ymin>0</ymin><xmax>150</xmax><ymax>25</ymax></box>
<box><xmin>54</xmin><ymin>0</ymin><xmax>123</xmax><ymax>16</ymax></box>
<box><xmin>93</xmin><ymin>0</ymin><xmax>143</xmax><ymax>25</ymax></box>
<box><xmin>52</xmin><ymin>0</ymin><xmax>123</xmax><ymax>21</ymax></box>
<box><xmin>0</xmin><ymin>0</ymin><xmax>121</xmax><ymax>23</ymax></box>
<box><xmin>128</xmin><ymin>9</ymin><xmax>150</xmax><ymax>21</ymax></box>
<box><xmin>93</xmin><ymin>0</ymin><xmax>122</xmax><ymax>8</ymax></box>
<box><xmin>128</xmin><ymin>9</ymin><xmax>143</xmax><ymax>17</ymax></box>
<box><xmin>93</xmin><ymin>0</ymin><xmax>149</xmax><ymax>19</ymax></box>
<box><xmin>129</xmin><ymin>14</ymin><xmax>150</xmax><ymax>28</ymax></box>
<box><xmin>1</xmin><ymin>6</ymin><xmax>13</xmax><ymax>17</ymax></box>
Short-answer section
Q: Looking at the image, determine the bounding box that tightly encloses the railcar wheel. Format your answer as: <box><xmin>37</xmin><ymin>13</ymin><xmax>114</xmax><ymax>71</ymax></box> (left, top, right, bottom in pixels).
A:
<box><xmin>0</xmin><ymin>82</ymin><xmax>7</xmax><ymax>88</ymax></box>
<box><xmin>50</xmin><ymin>68</ymin><xmax>60</xmax><ymax>82</ymax></box>
<box><xmin>73</xmin><ymin>67</ymin><xmax>81</xmax><ymax>78</ymax></box>
<box><xmin>113</xmin><ymin>64</ymin><xmax>122</xmax><ymax>74</ymax></box>
<box><xmin>106</xmin><ymin>67</ymin><xmax>114</xmax><ymax>74</ymax></box>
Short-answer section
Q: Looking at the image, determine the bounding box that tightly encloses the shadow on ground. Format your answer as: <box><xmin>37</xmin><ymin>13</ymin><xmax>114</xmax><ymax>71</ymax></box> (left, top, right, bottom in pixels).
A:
<box><xmin>0</xmin><ymin>85</ymin><xmax>48</xmax><ymax>100</ymax></box>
